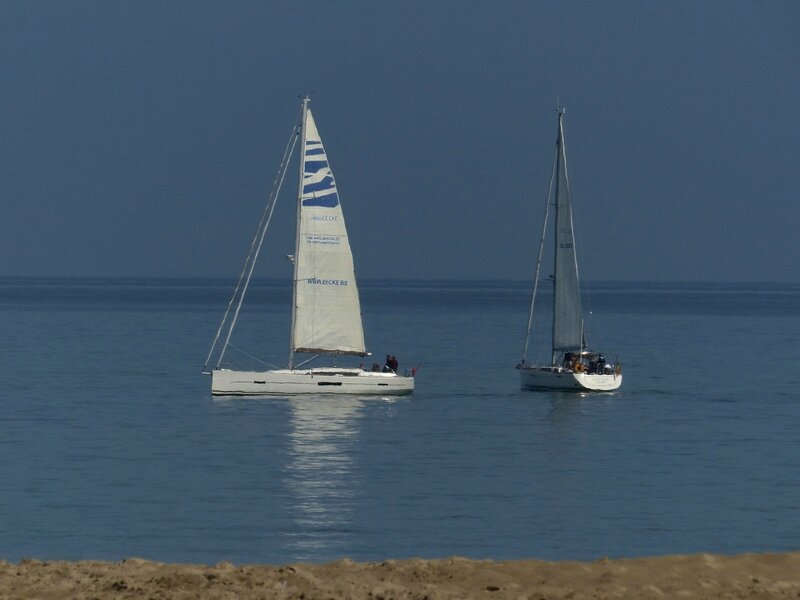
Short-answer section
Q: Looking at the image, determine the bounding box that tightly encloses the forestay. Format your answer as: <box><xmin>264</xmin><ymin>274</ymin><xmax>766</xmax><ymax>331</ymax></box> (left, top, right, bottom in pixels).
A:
<box><xmin>291</xmin><ymin>108</ymin><xmax>367</xmax><ymax>356</ymax></box>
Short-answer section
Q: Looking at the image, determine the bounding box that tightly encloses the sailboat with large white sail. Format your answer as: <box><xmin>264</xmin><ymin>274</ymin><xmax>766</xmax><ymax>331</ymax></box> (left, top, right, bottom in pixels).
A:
<box><xmin>518</xmin><ymin>108</ymin><xmax>622</xmax><ymax>392</ymax></box>
<box><xmin>205</xmin><ymin>97</ymin><xmax>414</xmax><ymax>396</ymax></box>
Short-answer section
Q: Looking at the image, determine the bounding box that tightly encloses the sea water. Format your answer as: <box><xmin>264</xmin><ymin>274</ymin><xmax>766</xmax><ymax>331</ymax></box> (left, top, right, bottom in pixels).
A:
<box><xmin>0</xmin><ymin>278</ymin><xmax>799</xmax><ymax>564</ymax></box>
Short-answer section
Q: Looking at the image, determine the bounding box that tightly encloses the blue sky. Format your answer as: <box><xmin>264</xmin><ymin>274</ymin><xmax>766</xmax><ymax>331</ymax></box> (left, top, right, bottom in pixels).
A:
<box><xmin>1</xmin><ymin>1</ymin><xmax>798</xmax><ymax>282</ymax></box>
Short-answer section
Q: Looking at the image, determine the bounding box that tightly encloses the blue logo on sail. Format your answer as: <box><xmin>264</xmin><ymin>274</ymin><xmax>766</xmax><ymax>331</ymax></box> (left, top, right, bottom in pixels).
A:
<box><xmin>302</xmin><ymin>139</ymin><xmax>340</xmax><ymax>208</ymax></box>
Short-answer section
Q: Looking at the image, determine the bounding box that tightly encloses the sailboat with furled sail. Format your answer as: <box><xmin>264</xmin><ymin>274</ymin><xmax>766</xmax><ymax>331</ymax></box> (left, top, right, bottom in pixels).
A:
<box><xmin>517</xmin><ymin>107</ymin><xmax>622</xmax><ymax>392</ymax></box>
<box><xmin>205</xmin><ymin>97</ymin><xmax>414</xmax><ymax>395</ymax></box>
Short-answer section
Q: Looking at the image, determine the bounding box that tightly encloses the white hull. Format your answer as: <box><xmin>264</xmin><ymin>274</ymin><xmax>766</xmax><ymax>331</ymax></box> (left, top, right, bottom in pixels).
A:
<box><xmin>212</xmin><ymin>367</ymin><xmax>414</xmax><ymax>396</ymax></box>
<box><xmin>519</xmin><ymin>366</ymin><xmax>622</xmax><ymax>392</ymax></box>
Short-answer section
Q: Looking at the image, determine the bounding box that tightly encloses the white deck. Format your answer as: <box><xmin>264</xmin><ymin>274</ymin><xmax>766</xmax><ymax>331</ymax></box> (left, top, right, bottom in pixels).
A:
<box><xmin>519</xmin><ymin>365</ymin><xmax>622</xmax><ymax>392</ymax></box>
<box><xmin>212</xmin><ymin>367</ymin><xmax>414</xmax><ymax>396</ymax></box>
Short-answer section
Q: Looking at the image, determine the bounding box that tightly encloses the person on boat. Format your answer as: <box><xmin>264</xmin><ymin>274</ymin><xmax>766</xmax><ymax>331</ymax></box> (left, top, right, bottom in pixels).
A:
<box><xmin>371</xmin><ymin>362</ymin><xmax>381</xmax><ymax>372</ymax></box>
<box><xmin>390</xmin><ymin>355</ymin><xmax>399</xmax><ymax>372</ymax></box>
<box><xmin>383</xmin><ymin>355</ymin><xmax>392</xmax><ymax>372</ymax></box>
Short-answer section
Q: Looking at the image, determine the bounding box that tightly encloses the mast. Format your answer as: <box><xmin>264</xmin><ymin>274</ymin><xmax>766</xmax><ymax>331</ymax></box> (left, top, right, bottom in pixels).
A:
<box><xmin>288</xmin><ymin>96</ymin><xmax>310</xmax><ymax>369</ymax></box>
<box><xmin>550</xmin><ymin>106</ymin><xmax>566</xmax><ymax>365</ymax></box>
<box><xmin>550</xmin><ymin>107</ymin><xmax>562</xmax><ymax>364</ymax></box>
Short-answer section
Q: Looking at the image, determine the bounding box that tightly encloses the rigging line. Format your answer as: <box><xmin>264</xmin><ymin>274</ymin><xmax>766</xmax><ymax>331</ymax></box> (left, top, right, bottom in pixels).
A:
<box><xmin>293</xmin><ymin>354</ymin><xmax>320</xmax><ymax>370</ymax></box>
<box><xmin>564</xmin><ymin>139</ymin><xmax>593</xmax><ymax>340</ymax></box>
<box><xmin>203</xmin><ymin>120</ymin><xmax>300</xmax><ymax>371</ymax></box>
<box><xmin>204</xmin><ymin>123</ymin><xmax>299</xmax><ymax>371</ymax></box>
<box><xmin>574</xmin><ymin>217</ymin><xmax>592</xmax><ymax>336</ymax></box>
<box><xmin>217</xmin><ymin>124</ymin><xmax>301</xmax><ymax>369</ymax></box>
<box><xmin>225</xmin><ymin>342</ymin><xmax>281</xmax><ymax>370</ymax></box>
<box><xmin>522</xmin><ymin>144</ymin><xmax>558</xmax><ymax>364</ymax></box>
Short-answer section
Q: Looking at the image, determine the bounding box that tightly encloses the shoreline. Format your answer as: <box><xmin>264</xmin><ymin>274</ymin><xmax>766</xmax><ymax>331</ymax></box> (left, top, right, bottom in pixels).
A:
<box><xmin>2</xmin><ymin>551</ymin><xmax>800</xmax><ymax>599</ymax></box>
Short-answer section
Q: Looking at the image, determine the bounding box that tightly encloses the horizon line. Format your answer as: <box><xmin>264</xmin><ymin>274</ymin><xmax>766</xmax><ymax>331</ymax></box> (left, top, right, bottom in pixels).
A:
<box><xmin>0</xmin><ymin>275</ymin><xmax>798</xmax><ymax>286</ymax></box>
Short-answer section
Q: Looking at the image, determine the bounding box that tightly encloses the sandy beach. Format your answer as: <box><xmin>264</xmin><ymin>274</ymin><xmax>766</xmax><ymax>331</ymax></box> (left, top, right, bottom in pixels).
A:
<box><xmin>2</xmin><ymin>552</ymin><xmax>799</xmax><ymax>599</ymax></box>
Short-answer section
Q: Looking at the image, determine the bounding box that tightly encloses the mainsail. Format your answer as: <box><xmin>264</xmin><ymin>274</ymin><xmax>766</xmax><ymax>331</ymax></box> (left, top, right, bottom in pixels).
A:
<box><xmin>551</xmin><ymin>110</ymin><xmax>584</xmax><ymax>363</ymax></box>
<box><xmin>291</xmin><ymin>107</ymin><xmax>367</xmax><ymax>357</ymax></box>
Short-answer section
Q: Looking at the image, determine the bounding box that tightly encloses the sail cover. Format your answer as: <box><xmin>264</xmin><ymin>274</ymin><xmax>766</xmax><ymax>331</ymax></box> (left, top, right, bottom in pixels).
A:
<box><xmin>292</xmin><ymin>108</ymin><xmax>367</xmax><ymax>356</ymax></box>
<box><xmin>551</xmin><ymin>114</ymin><xmax>584</xmax><ymax>363</ymax></box>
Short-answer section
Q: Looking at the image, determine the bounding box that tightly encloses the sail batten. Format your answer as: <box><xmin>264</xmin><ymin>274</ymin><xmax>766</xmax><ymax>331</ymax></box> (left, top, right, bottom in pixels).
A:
<box><xmin>291</xmin><ymin>107</ymin><xmax>367</xmax><ymax>357</ymax></box>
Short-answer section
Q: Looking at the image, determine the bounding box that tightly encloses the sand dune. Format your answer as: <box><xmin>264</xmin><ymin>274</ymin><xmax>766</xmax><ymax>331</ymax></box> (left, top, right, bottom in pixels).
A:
<box><xmin>2</xmin><ymin>552</ymin><xmax>800</xmax><ymax>599</ymax></box>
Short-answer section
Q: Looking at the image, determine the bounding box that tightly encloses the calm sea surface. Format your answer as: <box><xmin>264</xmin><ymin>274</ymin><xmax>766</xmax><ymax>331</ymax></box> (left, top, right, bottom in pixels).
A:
<box><xmin>1</xmin><ymin>278</ymin><xmax>799</xmax><ymax>564</ymax></box>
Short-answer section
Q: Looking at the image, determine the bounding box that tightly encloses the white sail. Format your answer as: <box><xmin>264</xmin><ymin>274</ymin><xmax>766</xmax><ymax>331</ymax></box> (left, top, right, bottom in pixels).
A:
<box><xmin>291</xmin><ymin>108</ymin><xmax>367</xmax><ymax>356</ymax></box>
<box><xmin>551</xmin><ymin>111</ymin><xmax>583</xmax><ymax>363</ymax></box>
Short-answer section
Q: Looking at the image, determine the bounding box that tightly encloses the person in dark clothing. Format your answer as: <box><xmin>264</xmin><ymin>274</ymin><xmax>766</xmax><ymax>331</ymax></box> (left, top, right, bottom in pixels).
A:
<box><xmin>383</xmin><ymin>355</ymin><xmax>399</xmax><ymax>373</ymax></box>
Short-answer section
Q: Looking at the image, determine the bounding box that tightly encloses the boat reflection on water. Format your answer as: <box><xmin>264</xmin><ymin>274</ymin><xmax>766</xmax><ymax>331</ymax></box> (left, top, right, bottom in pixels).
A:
<box><xmin>283</xmin><ymin>395</ymin><xmax>365</xmax><ymax>559</ymax></box>
<box><xmin>546</xmin><ymin>390</ymin><xmax>618</xmax><ymax>426</ymax></box>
